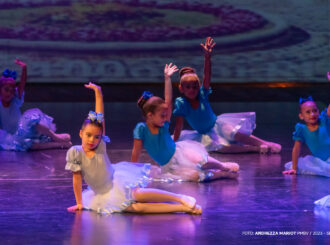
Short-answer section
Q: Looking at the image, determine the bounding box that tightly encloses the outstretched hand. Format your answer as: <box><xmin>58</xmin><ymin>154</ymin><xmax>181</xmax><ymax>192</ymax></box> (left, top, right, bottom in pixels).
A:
<box><xmin>282</xmin><ymin>169</ymin><xmax>297</xmax><ymax>175</ymax></box>
<box><xmin>164</xmin><ymin>63</ymin><xmax>178</xmax><ymax>78</ymax></box>
<box><xmin>84</xmin><ymin>82</ymin><xmax>102</xmax><ymax>92</ymax></box>
<box><xmin>200</xmin><ymin>37</ymin><xmax>216</xmax><ymax>54</ymax></box>
<box><xmin>15</xmin><ymin>58</ymin><xmax>26</xmax><ymax>67</ymax></box>
<box><xmin>67</xmin><ymin>204</ymin><xmax>84</xmax><ymax>212</ymax></box>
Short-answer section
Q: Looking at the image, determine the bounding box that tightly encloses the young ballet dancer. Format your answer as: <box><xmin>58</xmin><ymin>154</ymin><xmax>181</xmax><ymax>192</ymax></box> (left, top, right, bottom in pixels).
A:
<box><xmin>283</xmin><ymin>96</ymin><xmax>330</xmax><ymax>177</ymax></box>
<box><xmin>0</xmin><ymin>59</ymin><xmax>71</xmax><ymax>151</ymax></box>
<box><xmin>131</xmin><ymin>63</ymin><xmax>239</xmax><ymax>182</ymax></box>
<box><xmin>173</xmin><ymin>37</ymin><xmax>281</xmax><ymax>154</ymax></box>
<box><xmin>66</xmin><ymin>82</ymin><xmax>201</xmax><ymax>214</ymax></box>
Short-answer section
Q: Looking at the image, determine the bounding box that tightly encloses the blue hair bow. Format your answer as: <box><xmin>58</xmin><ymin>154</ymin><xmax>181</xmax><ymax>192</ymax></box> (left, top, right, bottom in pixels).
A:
<box><xmin>2</xmin><ymin>68</ymin><xmax>17</xmax><ymax>80</ymax></box>
<box><xmin>142</xmin><ymin>91</ymin><xmax>153</xmax><ymax>100</ymax></box>
<box><xmin>299</xmin><ymin>96</ymin><xmax>314</xmax><ymax>105</ymax></box>
<box><xmin>88</xmin><ymin>111</ymin><xmax>104</xmax><ymax>123</ymax></box>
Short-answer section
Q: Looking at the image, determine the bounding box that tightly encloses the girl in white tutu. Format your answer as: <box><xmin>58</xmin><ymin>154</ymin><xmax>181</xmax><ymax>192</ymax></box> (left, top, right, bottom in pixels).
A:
<box><xmin>173</xmin><ymin>37</ymin><xmax>281</xmax><ymax>154</ymax></box>
<box><xmin>0</xmin><ymin>59</ymin><xmax>71</xmax><ymax>151</ymax></box>
<box><xmin>66</xmin><ymin>82</ymin><xmax>201</xmax><ymax>214</ymax></box>
<box><xmin>283</xmin><ymin>96</ymin><xmax>330</xmax><ymax>177</ymax></box>
<box><xmin>131</xmin><ymin>63</ymin><xmax>239</xmax><ymax>182</ymax></box>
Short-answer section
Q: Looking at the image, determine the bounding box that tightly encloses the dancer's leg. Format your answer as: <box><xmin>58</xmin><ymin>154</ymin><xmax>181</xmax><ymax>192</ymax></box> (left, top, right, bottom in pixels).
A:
<box><xmin>204</xmin><ymin>169</ymin><xmax>238</xmax><ymax>181</ymax></box>
<box><xmin>35</xmin><ymin>124</ymin><xmax>71</xmax><ymax>142</ymax></box>
<box><xmin>133</xmin><ymin>188</ymin><xmax>196</xmax><ymax>209</ymax></box>
<box><xmin>202</xmin><ymin>156</ymin><xmax>239</xmax><ymax>172</ymax></box>
<box><xmin>234</xmin><ymin>132</ymin><xmax>281</xmax><ymax>153</ymax></box>
<box><xmin>125</xmin><ymin>202</ymin><xmax>202</xmax><ymax>214</ymax></box>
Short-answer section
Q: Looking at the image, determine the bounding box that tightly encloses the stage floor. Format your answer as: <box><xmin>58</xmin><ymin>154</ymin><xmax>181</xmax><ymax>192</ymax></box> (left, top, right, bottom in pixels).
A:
<box><xmin>1</xmin><ymin>101</ymin><xmax>330</xmax><ymax>244</ymax></box>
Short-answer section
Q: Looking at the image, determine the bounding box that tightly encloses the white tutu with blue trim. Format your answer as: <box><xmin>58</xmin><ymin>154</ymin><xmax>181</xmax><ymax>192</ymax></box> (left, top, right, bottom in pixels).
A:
<box><xmin>0</xmin><ymin>108</ymin><xmax>56</xmax><ymax>151</ymax></box>
<box><xmin>285</xmin><ymin>155</ymin><xmax>330</xmax><ymax>177</ymax></box>
<box><xmin>152</xmin><ymin>140</ymin><xmax>209</xmax><ymax>182</ymax></box>
<box><xmin>178</xmin><ymin>112</ymin><xmax>256</xmax><ymax>151</ymax></box>
<box><xmin>82</xmin><ymin>162</ymin><xmax>151</xmax><ymax>214</ymax></box>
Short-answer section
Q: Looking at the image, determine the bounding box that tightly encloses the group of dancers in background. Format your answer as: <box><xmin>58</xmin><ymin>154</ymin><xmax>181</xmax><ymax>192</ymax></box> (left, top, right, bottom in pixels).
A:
<box><xmin>0</xmin><ymin>37</ymin><xmax>329</xmax><ymax>215</ymax></box>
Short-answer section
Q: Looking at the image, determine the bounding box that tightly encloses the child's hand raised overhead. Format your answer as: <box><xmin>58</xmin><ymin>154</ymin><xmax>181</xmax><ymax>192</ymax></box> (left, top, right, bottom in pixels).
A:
<box><xmin>84</xmin><ymin>82</ymin><xmax>101</xmax><ymax>92</ymax></box>
<box><xmin>164</xmin><ymin>63</ymin><xmax>178</xmax><ymax>78</ymax></box>
<box><xmin>15</xmin><ymin>58</ymin><xmax>26</xmax><ymax>67</ymax></box>
<box><xmin>200</xmin><ymin>36</ymin><xmax>216</xmax><ymax>55</ymax></box>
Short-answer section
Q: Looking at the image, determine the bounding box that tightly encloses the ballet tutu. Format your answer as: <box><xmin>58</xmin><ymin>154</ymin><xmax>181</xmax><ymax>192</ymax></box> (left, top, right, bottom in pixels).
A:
<box><xmin>0</xmin><ymin>108</ymin><xmax>56</xmax><ymax>151</ymax></box>
<box><xmin>152</xmin><ymin>140</ymin><xmax>209</xmax><ymax>182</ymax></box>
<box><xmin>177</xmin><ymin>112</ymin><xmax>256</xmax><ymax>152</ymax></box>
<box><xmin>285</xmin><ymin>155</ymin><xmax>330</xmax><ymax>177</ymax></box>
<box><xmin>82</xmin><ymin>162</ymin><xmax>151</xmax><ymax>214</ymax></box>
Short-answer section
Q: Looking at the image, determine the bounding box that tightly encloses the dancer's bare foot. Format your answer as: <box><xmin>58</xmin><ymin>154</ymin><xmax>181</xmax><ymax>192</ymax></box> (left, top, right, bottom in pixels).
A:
<box><xmin>221</xmin><ymin>162</ymin><xmax>240</xmax><ymax>172</ymax></box>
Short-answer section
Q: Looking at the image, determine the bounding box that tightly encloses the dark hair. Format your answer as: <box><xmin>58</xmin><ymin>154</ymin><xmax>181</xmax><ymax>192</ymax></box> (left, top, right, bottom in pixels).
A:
<box><xmin>137</xmin><ymin>95</ymin><xmax>165</xmax><ymax>117</ymax></box>
<box><xmin>179</xmin><ymin>66</ymin><xmax>200</xmax><ymax>85</ymax></box>
<box><xmin>81</xmin><ymin>118</ymin><xmax>103</xmax><ymax>133</ymax></box>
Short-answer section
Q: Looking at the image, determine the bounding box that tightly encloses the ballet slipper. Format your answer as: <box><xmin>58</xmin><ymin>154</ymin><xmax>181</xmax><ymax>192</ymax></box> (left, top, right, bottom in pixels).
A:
<box><xmin>221</xmin><ymin>162</ymin><xmax>240</xmax><ymax>172</ymax></box>
<box><xmin>268</xmin><ymin>143</ymin><xmax>282</xmax><ymax>153</ymax></box>
<box><xmin>259</xmin><ymin>144</ymin><xmax>269</xmax><ymax>154</ymax></box>
<box><xmin>180</xmin><ymin>195</ymin><xmax>196</xmax><ymax>209</ymax></box>
<box><xmin>190</xmin><ymin>204</ymin><xmax>202</xmax><ymax>215</ymax></box>
<box><xmin>56</xmin><ymin>133</ymin><xmax>71</xmax><ymax>142</ymax></box>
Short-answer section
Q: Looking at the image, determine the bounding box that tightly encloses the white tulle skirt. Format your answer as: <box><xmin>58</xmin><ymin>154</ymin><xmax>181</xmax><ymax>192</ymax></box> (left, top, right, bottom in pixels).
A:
<box><xmin>82</xmin><ymin>162</ymin><xmax>151</xmax><ymax>214</ymax></box>
<box><xmin>0</xmin><ymin>108</ymin><xmax>56</xmax><ymax>151</ymax></box>
<box><xmin>151</xmin><ymin>140</ymin><xmax>209</xmax><ymax>182</ymax></box>
<box><xmin>177</xmin><ymin>112</ymin><xmax>256</xmax><ymax>152</ymax></box>
<box><xmin>285</xmin><ymin>155</ymin><xmax>330</xmax><ymax>177</ymax></box>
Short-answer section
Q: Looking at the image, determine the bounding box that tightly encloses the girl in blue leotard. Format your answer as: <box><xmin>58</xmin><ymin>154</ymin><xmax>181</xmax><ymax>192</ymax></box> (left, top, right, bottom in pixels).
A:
<box><xmin>131</xmin><ymin>63</ymin><xmax>239</xmax><ymax>182</ymax></box>
<box><xmin>173</xmin><ymin>37</ymin><xmax>281</xmax><ymax>154</ymax></box>
<box><xmin>283</xmin><ymin>96</ymin><xmax>330</xmax><ymax>177</ymax></box>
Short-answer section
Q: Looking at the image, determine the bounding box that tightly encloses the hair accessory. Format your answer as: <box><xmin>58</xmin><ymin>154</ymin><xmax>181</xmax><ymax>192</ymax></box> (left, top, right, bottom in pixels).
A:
<box><xmin>2</xmin><ymin>69</ymin><xmax>17</xmax><ymax>80</ymax></box>
<box><xmin>142</xmin><ymin>91</ymin><xmax>153</xmax><ymax>100</ymax></box>
<box><xmin>299</xmin><ymin>96</ymin><xmax>314</xmax><ymax>105</ymax></box>
<box><xmin>102</xmin><ymin>135</ymin><xmax>110</xmax><ymax>143</ymax></box>
<box><xmin>88</xmin><ymin>111</ymin><xmax>104</xmax><ymax>123</ymax></box>
<box><xmin>138</xmin><ymin>91</ymin><xmax>154</xmax><ymax>109</ymax></box>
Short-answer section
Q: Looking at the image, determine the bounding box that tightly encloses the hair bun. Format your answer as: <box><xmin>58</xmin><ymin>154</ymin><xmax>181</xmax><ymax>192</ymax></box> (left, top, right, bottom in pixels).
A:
<box><xmin>179</xmin><ymin>67</ymin><xmax>196</xmax><ymax>78</ymax></box>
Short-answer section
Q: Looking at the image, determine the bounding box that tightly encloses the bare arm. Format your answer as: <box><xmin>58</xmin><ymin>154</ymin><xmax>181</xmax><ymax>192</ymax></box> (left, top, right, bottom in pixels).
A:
<box><xmin>85</xmin><ymin>82</ymin><xmax>105</xmax><ymax>135</ymax></box>
<box><xmin>67</xmin><ymin>171</ymin><xmax>83</xmax><ymax>212</ymax></box>
<box><xmin>173</xmin><ymin>116</ymin><xmax>184</xmax><ymax>141</ymax></box>
<box><xmin>164</xmin><ymin>63</ymin><xmax>178</xmax><ymax>122</ymax></box>
<box><xmin>15</xmin><ymin>59</ymin><xmax>27</xmax><ymax>99</ymax></box>
<box><xmin>200</xmin><ymin>37</ymin><xmax>216</xmax><ymax>90</ymax></box>
<box><xmin>131</xmin><ymin>139</ymin><xmax>143</xmax><ymax>162</ymax></box>
<box><xmin>283</xmin><ymin>140</ymin><xmax>301</xmax><ymax>175</ymax></box>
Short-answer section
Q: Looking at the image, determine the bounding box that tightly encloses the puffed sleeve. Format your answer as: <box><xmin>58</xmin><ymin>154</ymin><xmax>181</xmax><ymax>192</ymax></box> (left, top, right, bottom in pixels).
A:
<box><xmin>292</xmin><ymin>123</ymin><xmax>305</xmax><ymax>143</ymax></box>
<box><xmin>65</xmin><ymin>146</ymin><xmax>82</xmax><ymax>172</ymax></box>
<box><xmin>319</xmin><ymin>109</ymin><xmax>330</xmax><ymax>127</ymax></box>
<box><xmin>133</xmin><ymin>122</ymin><xmax>145</xmax><ymax>140</ymax></box>
<box><xmin>200</xmin><ymin>86</ymin><xmax>212</xmax><ymax>99</ymax></box>
<box><xmin>173</xmin><ymin>97</ymin><xmax>187</xmax><ymax>116</ymax></box>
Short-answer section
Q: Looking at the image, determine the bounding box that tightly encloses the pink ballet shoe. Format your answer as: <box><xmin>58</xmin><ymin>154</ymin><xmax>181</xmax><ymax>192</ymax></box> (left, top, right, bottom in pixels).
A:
<box><xmin>57</xmin><ymin>133</ymin><xmax>71</xmax><ymax>142</ymax></box>
<box><xmin>268</xmin><ymin>143</ymin><xmax>281</xmax><ymax>153</ymax></box>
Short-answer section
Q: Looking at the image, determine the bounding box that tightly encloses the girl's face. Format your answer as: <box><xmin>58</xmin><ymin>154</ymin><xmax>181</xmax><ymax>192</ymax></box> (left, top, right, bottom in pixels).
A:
<box><xmin>299</xmin><ymin>101</ymin><xmax>319</xmax><ymax>125</ymax></box>
<box><xmin>0</xmin><ymin>84</ymin><xmax>16</xmax><ymax>103</ymax></box>
<box><xmin>79</xmin><ymin>124</ymin><xmax>102</xmax><ymax>151</ymax></box>
<box><xmin>179</xmin><ymin>80</ymin><xmax>200</xmax><ymax>100</ymax></box>
<box><xmin>147</xmin><ymin>105</ymin><xmax>167</xmax><ymax>127</ymax></box>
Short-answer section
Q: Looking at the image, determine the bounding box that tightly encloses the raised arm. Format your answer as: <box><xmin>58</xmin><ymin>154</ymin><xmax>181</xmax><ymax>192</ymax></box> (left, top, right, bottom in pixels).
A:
<box><xmin>85</xmin><ymin>82</ymin><xmax>105</xmax><ymax>135</ymax></box>
<box><xmin>15</xmin><ymin>59</ymin><xmax>27</xmax><ymax>99</ymax></box>
<box><xmin>200</xmin><ymin>37</ymin><xmax>216</xmax><ymax>90</ymax></box>
<box><xmin>283</xmin><ymin>140</ymin><xmax>301</xmax><ymax>175</ymax></box>
<box><xmin>164</xmin><ymin>63</ymin><xmax>178</xmax><ymax>122</ymax></box>
<box><xmin>67</xmin><ymin>171</ymin><xmax>83</xmax><ymax>212</ymax></box>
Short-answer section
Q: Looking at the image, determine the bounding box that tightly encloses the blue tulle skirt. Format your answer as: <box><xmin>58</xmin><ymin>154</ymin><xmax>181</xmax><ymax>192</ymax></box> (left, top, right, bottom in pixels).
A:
<box><xmin>285</xmin><ymin>155</ymin><xmax>330</xmax><ymax>177</ymax></box>
<box><xmin>82</xmin><ymin>162</ymin><xmax>151</xmax><ymax>214</ymax></box>
<box><xmin>177</xmin><ymin>112</ymin><xmax>256</xmax><ymax>151</ymax></box>
<box><xmin>0</xmin><ymin>108</ymin><xmax>56</xmax><ymax>151</ymax></box>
